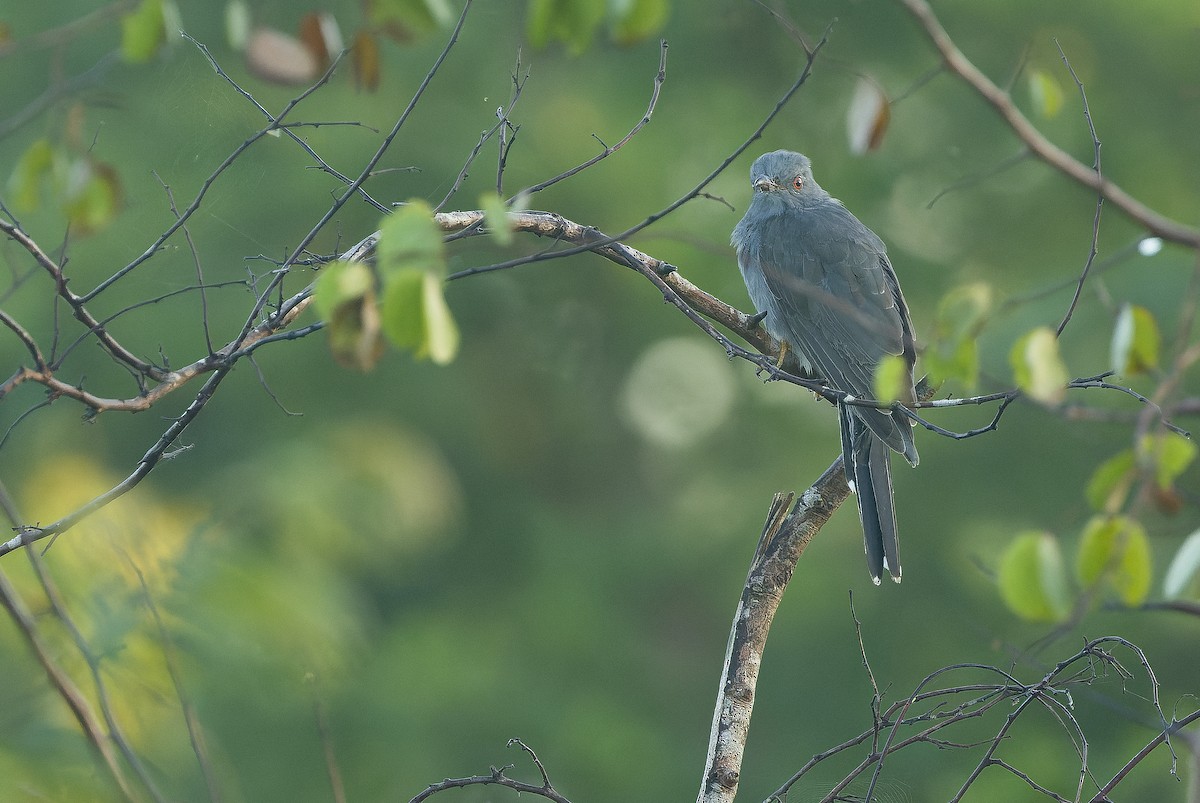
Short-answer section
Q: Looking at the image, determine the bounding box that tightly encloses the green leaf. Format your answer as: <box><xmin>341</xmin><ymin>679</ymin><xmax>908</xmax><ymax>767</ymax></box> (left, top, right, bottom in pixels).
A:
<box><xmin>926</xmin><ymin>283</ymin><xmax>990</xmax><ymax>390</ymax></box>
<box><xmin>313</xmin><ymin>261</ymin><xmax>384</xmax><ymax>371</ymax></box>
<box><xmin>313</xmin><ymin>261</ymin><xmax>374</xmax><ymax>320</ymax></box>
<box><xmin>122</xmin><ymin>0</ymin><xmax>166</xmax><ymax>63</ymax></box>
<box><xmin>225</xmin><ymin>0</ymin><xmax>251</xmax><ymax>51</ymax></box>
<box><xmin>479</xmin><ymin>191</ymin><xmax>514</xmax><ymax>247</ymax></box>
<box><xmin>1010</xmin><ymin>326</ymin><xmax>1068</xmax><ymax>405</ymax></box>
<box><xmin>924</xmin><ymin>334</ymin><xmax>978</xmax><ymax>391</ymax></box>
<box><xmin>7</xmin><ymin>138</ymin><xmax>56</xmax><ymax>212</ymax></box>
<box><xmin>380</xmin><ymin>270</ymin><xmax>459</xmax><ymax>364</ymax></box>
<box><xmin>937</xmin><ymin>282</ymin><xmax>992</xmax><ymax>340</ymax></box>
<box><xmin>1110</xmin><ymin>303</ymin><xmax>1160</xmax><ymax>376</ymax></box>
<box><xmin>527</xmin><ymin>0</ymin><xmax>606</xmax><ymax>54</ymax></box>
<box><xmin>1163</xmin><ymin>529</ymin><xmax>1200</xmax><ymax>599</ymax></box>
<box><xmin>1076</xmin><ymin>515</ymin><xmax>1152</xmax><ymax>607</ymax></box>
<box><xmin>611</xmin><ymin>0</ymin><xmax>669</xmax><ymax>45</ymax></box>
<box><xmin>380</xmin><ymin>268</ymin><xmax>425</xmax><ymax>353</ymax></box>
<box><xmin>377</xmin><ymin>201</ymin><xmax>445</xmax><ymax>280</ymax></box>
<box><xmin>1085</xmin><ymin>449</ymin><xmax>1135</xmax><ymax>513</ymax></box>
<box><xmin>1137</xmin><ymin>431</ymin><xmax>1196</xmax><ymax>490</ymax></box>
<box><xmin>419</xmin><ymin>271</ymin><xmax>459</xmax><ymax>364</ymax></box>
<box><xmin>1028</xmin><ymin>68</ymin><xmax>1063</xmax><ymax>119</ymax></box>
<box><xmin>998</xmin><ymin>531</ymin><xmax>1071</xmax><ymax>622</ymax></box>
<box><xmin>365</xmin><ymin>0</ymin><xmax>453</xmax><ymax>36</ymax></box>
<box><xmin>62</xmin><ymin>158</ymin><xmax>122</xmax><ymax>234</ymax></box>
<box><xmin>872</xmin><ymin>354</ymin><xmax>908</xmax><ymax>404</ymax></box>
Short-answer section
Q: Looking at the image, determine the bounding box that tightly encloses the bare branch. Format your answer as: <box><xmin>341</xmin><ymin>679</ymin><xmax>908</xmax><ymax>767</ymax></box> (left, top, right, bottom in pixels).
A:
<box><xmin>0</xmin><ymin>219</ymin><xmax>165</xmax><ymax>380</ymax></box>
<box><xmin>23</xmin><ymin>545</ymin><xmax>167</xmax><ymax>801</ymax></box>
<box><xmin>125</xmin><ymin>551</ymin><xmax>223</xmax><ymax>803</ymax></box>
<box><xmin>185</xmin><ymin>37</ymin><xmax>389</xmax><ymax>216</ymax></box>
<box><xmin>0</xmin><ymin>367</ymin><xmax>233</xmax><ymax>556</ymax></box>
<box><xmin>408</xmin><ymin>740</ymin><xmax>572</xmax><ymax>803</ymax></box>
<box><xmin>443</xmin><ymin>24</ymin><xmax>833</xmax><ymax>280</ymax></box>
<box><xmin>515</xmin><ymin>39</ymin><xmax>669</xmax><ymax>199</ymax></box>
<box><xmin>0</xmin><ymin>482</ymin><xmax>137</xmax><ymax>803</ymax></box>
<box><xmin>897</xmin><ymin>0</ymin><xmax>1200</xmax><ymax>248</ymax></box>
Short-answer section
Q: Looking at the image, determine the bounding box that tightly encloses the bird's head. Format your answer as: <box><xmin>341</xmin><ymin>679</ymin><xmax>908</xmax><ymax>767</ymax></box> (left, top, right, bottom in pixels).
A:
<box><xmin>748</xmin><ymin>150</ymin><xmax>828</xmax><ymax>208</ymax></box>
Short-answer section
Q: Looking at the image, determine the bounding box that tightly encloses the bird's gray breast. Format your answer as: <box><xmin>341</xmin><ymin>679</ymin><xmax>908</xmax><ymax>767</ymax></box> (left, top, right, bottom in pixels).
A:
<box><xmin>733</xmin><ymin>196</ymin><xmax>901</xmax><ymax>387</ymax></box>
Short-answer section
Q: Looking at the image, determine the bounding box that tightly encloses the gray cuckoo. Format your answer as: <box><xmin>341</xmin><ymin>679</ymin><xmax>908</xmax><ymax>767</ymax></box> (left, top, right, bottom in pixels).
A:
<box><xmin>732</xmin><ymin>150</ymin><xmax>918</xmax><ymax>583</ymax></box>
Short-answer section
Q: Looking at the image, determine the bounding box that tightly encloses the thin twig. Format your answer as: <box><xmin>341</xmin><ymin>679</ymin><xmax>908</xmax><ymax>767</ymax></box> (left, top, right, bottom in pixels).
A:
<box><xmin>445</xmin><ymin>25</ymin><xmax>833</xmax><ymax>281</ymax></box>
<box><xmin>408</xmin><ymin>740</ymin><xmax>572</xmax><ymax>803</ymax></box>
<box><xmin>1054</xmin><ymin>40</ymin><xmax>1103</xmax><ymax>337</ymax></box>
<box><xmin>1</xmin><ymin>367</ymin><xmax>232</xmax><ymax>556</ymax></box>
<box><xmin>514</xmin><ymin>39</ymin><xmax>669</xmax><ymax>199</ymax></box>
<box><xmin>229</xmin><ymin>0</ymin><xmax>476</xmax><ymax>354</ymax></box>
<box><xmin>125</xmin><ymin>552</ymin><xmax>223</xmax><ymax>803</ymax></box>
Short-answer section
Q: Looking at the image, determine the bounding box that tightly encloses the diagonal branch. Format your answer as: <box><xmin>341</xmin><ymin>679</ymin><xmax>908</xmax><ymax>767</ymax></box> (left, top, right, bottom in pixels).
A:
<box><xmin>897</xmin><ymin>0</ymin><xmax>1200</xmax><ymax>248</ymax></box>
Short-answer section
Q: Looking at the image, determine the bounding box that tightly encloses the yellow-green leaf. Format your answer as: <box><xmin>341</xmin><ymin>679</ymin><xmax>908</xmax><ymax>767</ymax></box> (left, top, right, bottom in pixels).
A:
<box><xmin>380</xmin><ymin>268</ymin><xmax>425</xmax><ymax>354</ymax></box>
<box><xmin>1076</xmin><ymin>515</ymin><xmax>1151</xmax><ymax>607</ymax></box>
<box><xmin>1137</xmin><ymin>431</ymin><xmax>1197</xmax><ymax>490</ymax></box>
<box><xmin>611</xmin><ymin>0</ymin><xmax>668</xmax><ymax>46</ymax></box>
<box><xmin>1085</xmin><ymin>449</ymin><xmax>1135</xmax><ymax>513</ymax></box>
<box><xmin>925</xmin><ymin>334</ymin><xmax>978</xmax><ymax>391</ymax></box>
<box><xmin>479</xmin><ymin>191</ymin><xmax>514</xmax><ymax>247</ymax></box>
<box><xmin>1163</xmin><ymin>529</ymin><xmax>1200</xmax><ymax>599</ymax></box>
<box><xmin>873</xmin><ymin>354</ymin><xmax>908</xmax><ymax>404</ymax></box>
<box><xmin>313</xmin><ymin>261</ymin><xmax>374</xmax><ymax>320</ymax></box>
<box><xmin>122</xmin><ymin>0</ymin><xmax>166</xmax><ymax>63</ymax></box>
<box><xmin>420</xmin><ymin>271</ymin><xmax>459</xmax><ymax>364</ymax></box>
<box><xmin>377</xmin><ymin>200</ymin><xmax>445</xmax><ymax>280</ymax></box>
<box><xmin>365</xmin><ymin>0</ymin><xmax>453</xmax><ymax>37</ymax></box>
<box><xmin>937</xmin><ymin>283</ymin><xmax>992</xmax><ymax>340</ymax></box>
<box><xmin>925</xmin><ymin>283</ymin><xmax>990</xmax><ymax>390</ymax></box>
<box><xmin>8</xmin><ymin>138</ymin><xmax>56</xmax><ymax>212</ymax></box>
<box><xmin>526</xmin><ymin>0</ymin><xmax>606</xmax><ymax>54</ymax></box>
<box><xmin>62</xmin><ymin>158</ymin><xmax>121</xmax><ymax>234</ymax></box>
<box><xmin>998</xmin><ymin>531</ymin><xmax>1071</xmax><ymax>622</ymax></box>
<box><xmin>225</xmin><ymin>0</ymin><xmax>251</xmax><ymax>51</ymax></box>
<box><xmin>314</xmin><ymin>261</ymin><xmax>383</xmax><ymax>371</ymax></box>
<box><xmin>1028</xmin><ymin>68</ymin><xmax>1063</xmax><ymax>119</ymax></box>
<box><xmin>1110</xmin><ymin>303</ymin><xmax>1160</xmax><ymax>376</ymax></box>
<box><xmin>379</xmin><ymin>269</ymin><xmax>459</xmax><ymax>365</ymax></box>
<box><xmin>1011</xmin><ymin>326</ymin><xmax>1068</xmax><ymax>405</ymax></box>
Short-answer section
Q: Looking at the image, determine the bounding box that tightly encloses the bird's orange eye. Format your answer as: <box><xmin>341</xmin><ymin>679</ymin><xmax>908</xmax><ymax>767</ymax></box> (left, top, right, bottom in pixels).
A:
<box><xmin>792</xmin><ymin>175</ymin><xmax>804</xmax><ymax>190</ymax></box>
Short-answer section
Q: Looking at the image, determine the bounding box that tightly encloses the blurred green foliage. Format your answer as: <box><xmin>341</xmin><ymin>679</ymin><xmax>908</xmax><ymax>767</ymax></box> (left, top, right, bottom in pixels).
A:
<box><xmin>1</xmin><ymin>0</ymin><xmax>1199</xmax><ymax>800</ymax></box>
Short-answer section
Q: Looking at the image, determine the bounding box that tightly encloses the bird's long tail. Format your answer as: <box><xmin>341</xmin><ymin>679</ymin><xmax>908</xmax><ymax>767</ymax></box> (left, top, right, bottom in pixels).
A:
<box><xmin>839</xmin><ymin>405</ymin><xmax>901</xmax><ymax>584</ymax></box>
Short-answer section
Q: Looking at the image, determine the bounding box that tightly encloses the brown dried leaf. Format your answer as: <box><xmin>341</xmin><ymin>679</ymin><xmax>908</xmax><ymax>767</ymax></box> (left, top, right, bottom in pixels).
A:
<box><xmin>245</xmin><ymin>27</ymin><xmax>319</xmax><ymax>85</ymax></box>
<box><xmin>846</xmin><ymin>76</ymin><xmax>890</xmax><ymax>155</ymax></box>
<box><xmin>353</xmin><ymin>30</ymin><xmax>381</xmax><ymax>92</ymax></box>
<box><xmin>299</xmin><ymin>12</ymin><xmax>342</xmax><ymax>70</ymax></box>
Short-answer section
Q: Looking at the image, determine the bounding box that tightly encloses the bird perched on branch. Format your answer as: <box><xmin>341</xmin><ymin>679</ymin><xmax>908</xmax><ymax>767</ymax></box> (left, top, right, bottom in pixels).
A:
<box><xmin>732</xmin><ymin>150</ymin><xmax>918</xmax><ymax>584</ymax></box>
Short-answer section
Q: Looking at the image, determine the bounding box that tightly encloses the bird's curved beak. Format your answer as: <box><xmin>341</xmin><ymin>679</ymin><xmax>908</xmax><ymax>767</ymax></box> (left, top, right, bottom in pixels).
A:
<box><xmin>752</xmin><ymin>175</ymin><xmax>778</xmax><ymax>192</ymax></box>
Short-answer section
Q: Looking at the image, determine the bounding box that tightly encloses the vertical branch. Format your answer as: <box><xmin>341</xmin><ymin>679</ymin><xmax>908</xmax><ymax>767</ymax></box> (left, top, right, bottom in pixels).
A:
<box><xmin>310</xmin><ymin>679</ymin><xmax>347</xmax><ymax>803</ymax></box>
<box><xmin>0</xmin><ymin>571</ymin><xmax>137</xmax><ymax>800</ymax></box>
<box><xmin>24</xmin><ymin>547</ymin><xmax>168</xmax><ymax>803</ymax></box>
<box><xmin>125</xmin><ymin>553</ymin><xmax>223</xmax><ymax>803</ymax></box>
<box><xmin>156</xmin><ymin>174</ymin><xmax>214</xmax><ymax>355</ymax></box>
<box><xmin>0</xmin><ymin>482</ymin><xmax>136</xmax><ymax>800</ymax></box>
<box><xmin>698</xmin><ymin>460</ymin><xmax>847</xmax><ymax>803</ymax></box>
